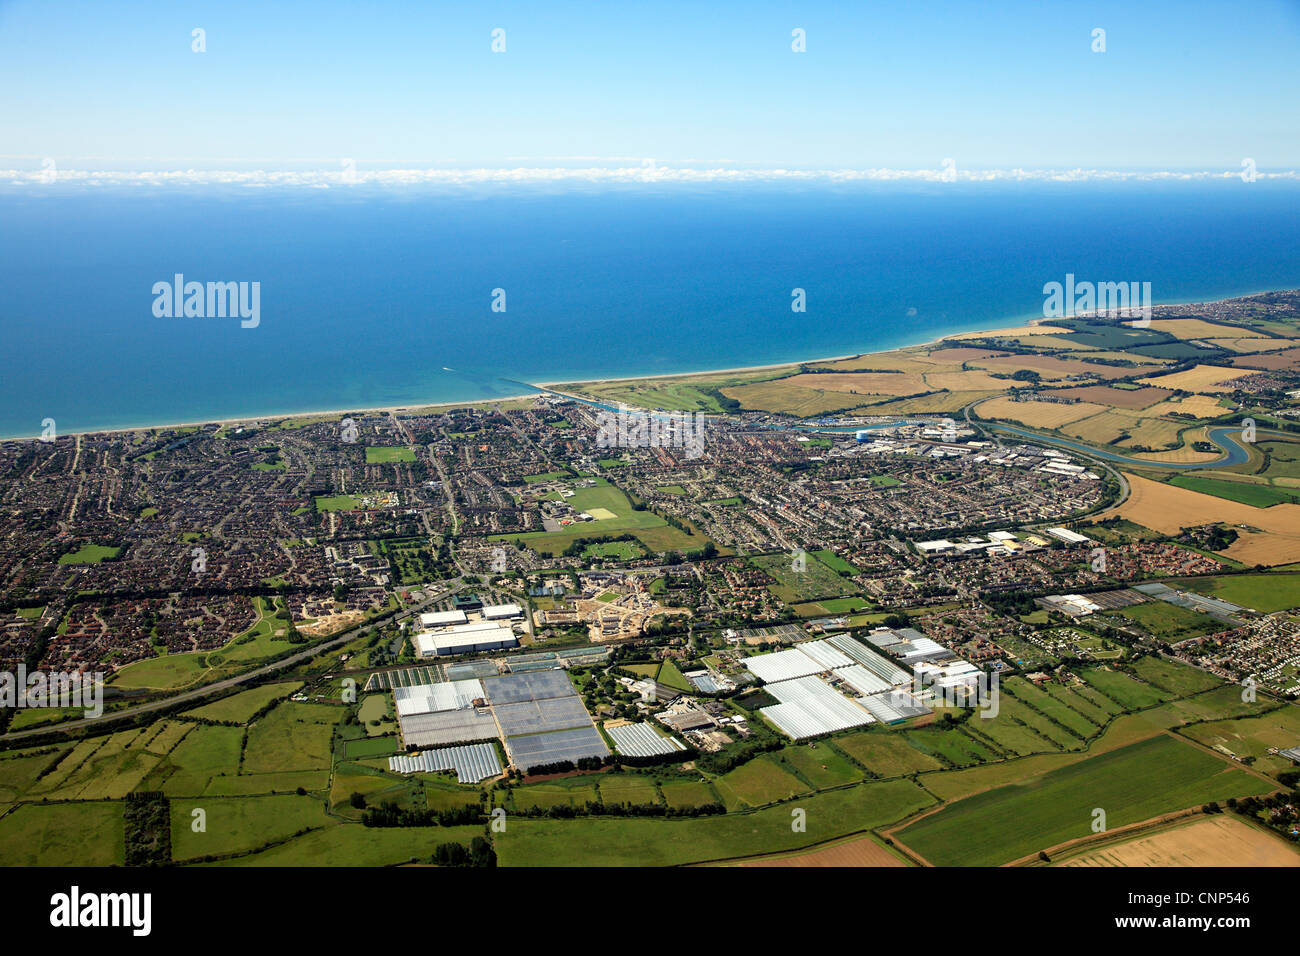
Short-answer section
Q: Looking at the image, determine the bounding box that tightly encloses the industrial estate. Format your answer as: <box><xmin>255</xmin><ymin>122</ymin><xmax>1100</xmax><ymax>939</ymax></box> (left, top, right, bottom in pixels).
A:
<box><xmin>3</xmin><ymin>291</ymin><xmax>1300</xmax><ymax>868</ymax></box>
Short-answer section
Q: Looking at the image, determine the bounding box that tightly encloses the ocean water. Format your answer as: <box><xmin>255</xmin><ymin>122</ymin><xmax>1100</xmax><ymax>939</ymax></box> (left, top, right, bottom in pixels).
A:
<box><xmin>0</xmin><ymin>180</ymin><xmax>1298</xmax><ymax>438</ymax></box>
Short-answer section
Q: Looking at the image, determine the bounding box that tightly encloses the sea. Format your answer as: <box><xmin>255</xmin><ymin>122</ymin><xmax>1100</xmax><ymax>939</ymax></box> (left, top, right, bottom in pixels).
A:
<box><xmin>1</xmin><ymin>179</ymin><xmax>1298</xmax><ymax>439</ymax></box>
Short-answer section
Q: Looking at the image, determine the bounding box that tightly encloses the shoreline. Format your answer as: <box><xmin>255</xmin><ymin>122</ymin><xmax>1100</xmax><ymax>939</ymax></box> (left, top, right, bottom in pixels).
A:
<box><xmin>3</xmin><ymin>287</ymin><xmax>1291</xmax><ymax>442</ymax></box>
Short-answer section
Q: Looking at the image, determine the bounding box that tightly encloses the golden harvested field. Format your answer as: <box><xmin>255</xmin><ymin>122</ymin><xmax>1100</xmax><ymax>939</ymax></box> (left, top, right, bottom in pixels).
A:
<box><xmin>734</xmin><ymin>834</ymin><xmax>910</xmax><ymax>867</ymax></box>
<box><xmin>1053</xmin><ymin>385</ymin><xmax>1172</xmax><ymax>410</ymax></box>
<box><xmin>977</xmin><ymin>397</ymin><xmax>1109</xmax><ymax>428</ymax></box>
<box><xmin>811</xmin><ymin>352</ymin><xmax>947</xmax><ymax>374</ymax></box>
<box><xmin>1097</xmin><ymin>472</ymin><xmax>1300</xmax><ymax>565</ymax></box>
<box><xmin>1207</xmin><ymin>337</ymin><xmax>1295</xmax><ymax>353</ymax></box>
<box><xmin>1139</xmin><ymin>364</ymin><xmax>1257</xmax><ymax>393</ymax></box>
<box><xmin>1142</xmin><ymin>394</ymin><xmax>1230</xmax><ymax>419</ymax></box>
<box><xmin>952</xmin><ymin>323</ymin><xmax>1073</xmax><ymax>339</ymax></box>
<box><xmin>1063</xmin><ymin>411</ymin><xmax>1186</xmax><ymax>449</ymax></box>
<box><xmin>975</xmin><ymin>354</ymin><xmax>1135</xmax><ymax>380</ymax></box>
<box><xmin>779</xmin><ymin>371</ymin><xmax>928</xmax><ymax>395</ymax></box>
<box><xmin>1130</xmin><ymin>428</ymin><xmax>1220</xmax><ymax>463</ymax></box>
<box><xmin>924</xmin><ymin>369</ymin><xmax>1027</xmax><ymax>391</ymax></box>
<box><xmin>720</xmin><ymin>380</ymin><xmax>884</xmax><ymax>417</ymax></box>
<box><xmin>1145</xmin><ymin>318</ymin><xmax>1263</xmax><ymax>339</ymax></box>
<box><xmin>1229</xmin><ymin>347</ymin><xmax>1300</xmax><ymax>370</ymax></box>
<box><xmin>1057</xmin><ymin>816</ymin><xmax>1300</xmax><ymax>867</ymax></box>
<box><xmin>914</xmin><ymin>347</ymin><xmax>1006</xmax><ymax>364</ymax></box>
<box><xmin>1072</xmin><ymin>350</ymin><xmax>1171</xmax><ymax>365</ymax></box>
<box><xmin>868</xmin><ymin>390</ymin><xmax>1000</xmax><ymax>413</ymax></box>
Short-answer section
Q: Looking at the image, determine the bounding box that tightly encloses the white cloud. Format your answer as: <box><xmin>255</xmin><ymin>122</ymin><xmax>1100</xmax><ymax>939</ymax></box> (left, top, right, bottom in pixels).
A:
<box><xmin>0</xmin><ymin>164</ymin><xmax>1296</xmax><ymax>188</ymax></box>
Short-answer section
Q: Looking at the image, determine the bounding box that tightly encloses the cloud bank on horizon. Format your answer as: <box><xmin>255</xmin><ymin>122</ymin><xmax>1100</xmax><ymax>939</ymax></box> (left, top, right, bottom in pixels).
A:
<box><xmin>1</xmin><ymin>165</ymin><xmax>1298</xmax><ymax>188</ymax></box>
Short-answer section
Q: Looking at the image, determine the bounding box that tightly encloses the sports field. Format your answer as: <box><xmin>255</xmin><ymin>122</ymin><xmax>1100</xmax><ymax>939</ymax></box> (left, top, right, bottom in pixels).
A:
<box><xmin>364</xmin><ymin>445</ymin><xmax>416</xmax><ymax>463</ymax></box>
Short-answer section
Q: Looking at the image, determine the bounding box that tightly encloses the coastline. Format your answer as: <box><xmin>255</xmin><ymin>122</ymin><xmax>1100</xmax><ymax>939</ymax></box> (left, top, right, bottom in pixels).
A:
<box><xmin>3</xmin><ymin>287</ymin><xmax>1290</xmax><ymax>442</ymax></box>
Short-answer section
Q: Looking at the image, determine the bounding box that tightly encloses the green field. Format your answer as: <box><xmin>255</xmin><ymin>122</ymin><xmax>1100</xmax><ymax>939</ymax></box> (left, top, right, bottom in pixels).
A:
<box><xmin>181</xmin><ymin>682</ymin><xmax>302</xmax><ymax>724</ymax></box>
<box><xmin>1167</xmin><ymin>474</ymin><xmax>1300</xmax><ymax>507</ymax></box>
<box><xmin>1104</xmin><ymin>601</ymin><xmax>1223</xmax><ymax>642</ymax></box>
<box><xmin>713</xmin><ymin>755</ymin><xmax>808</xmax><ymax>809</ymax></box>
<box><xmin>171</xmin><ymin>794</ymin><xmax>333</xmax><ymax>860</ymax></box>
<box><xmin>496</xmin><ymin>777</ymin><xmax>933</xmax><ymax>866</ymax></box>
<box><xmin>751</xmin><ymin>552</ymin><xmax>859</xmax><ymax>603</ymax></box>
<box><xmin>57</xmin><ymin>543</ymin><xmax>121</xmax><ymax>564</ymax></box>
<box><xmin>365</xmin><ymin>446</ymin><xmax>416</xmax><ymax>464</ymax></box>
<box><xmin>811</xmin><ymin>549</ymin><xmax>859</xmax><ymax>574</ymax></box>
<box><xmin>0</xmin><ymin>802</ymin><xmax>124</xmax><ymax>866</ymax></box>
<box><xmin>314</xmin><ymin>495</ymin><xmax>360</xmax><ymax>511</ymax></box>
<box><xmin>211</xmin><ymin>823</ymin><xmax>486</xmax><ymax>866</ymax></box>
<box><xmin>895</xmin><ymin>735</ymin><xmax>1271</xmax><ymax>866</ymax></box>
<box><xmin>581</xmin><ymin>539</ymin><xmax>644</xmax><ymax>560</ymax></box>
<box><xmin>1181</xmin><ymin>573</ymin><xmax>1300</xmax><ymax>613</ymax></box>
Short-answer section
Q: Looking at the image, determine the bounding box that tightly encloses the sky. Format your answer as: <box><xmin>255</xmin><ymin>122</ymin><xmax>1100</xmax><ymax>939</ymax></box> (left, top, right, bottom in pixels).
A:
<box><xmin>0</xmin><ymin>0</ymin><xmax>1298</xmax><ymax>176</ymax></box>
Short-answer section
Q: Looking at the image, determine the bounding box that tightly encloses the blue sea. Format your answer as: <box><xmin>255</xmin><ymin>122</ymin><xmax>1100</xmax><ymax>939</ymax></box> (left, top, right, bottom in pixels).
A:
<box><xmin>1</xmin><ymin>180</ymin><xmax>1298</xmax><ymax>438</ymax></box>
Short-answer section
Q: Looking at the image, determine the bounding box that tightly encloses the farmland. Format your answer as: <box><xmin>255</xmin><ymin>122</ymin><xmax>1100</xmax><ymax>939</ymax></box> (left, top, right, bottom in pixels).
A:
<box><xmin>893</xmin><ymin>735</ymin><xmax>1274</xmax><ymax>866</ymax></box>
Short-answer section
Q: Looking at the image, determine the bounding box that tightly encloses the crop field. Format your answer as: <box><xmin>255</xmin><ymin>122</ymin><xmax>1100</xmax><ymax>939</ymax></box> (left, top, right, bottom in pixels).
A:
<box><xmin>713</xmin><ymin>755</ymin><xmax>808</xmax><ymax>809</ymax></box>
<box><xmin>598</xmin><ymin>775</ymin><xmax>662</xmax><ymax>806</ymax></box>
<box><xmin>904</xmin><ymin>726</ymin><xmax>1000</xmax><ymax>768</ymax></box>
<box><xmin>242</xmin><ymin>703</ymin><xmax>336</xmax><ymax>774</ymax></box>
<box><xmin>1181</xmin><ymin>572</ymin><xmax>1300</xmax><ymax>612</ymax></box>
<box><xmin>1078</xmin><ymin>666</ymin><xmax>1171</xmax><ymax>710</ymax></box>
<box><xmin>1105</xmin><ymin>602</ymin><xmax>1223</xmax><ymax>642</ymax></box>
<box><xmin>1142</xmin><ymin>394</ymin><xmax>1230</xmax><ymax>419</ymax></box>
<box><xmin>1099</xmin><ymin>472</ymin><xmax>1300</xmax><ymax>566</ymax></box>
<box><xmin>495</xmin><ymin>777</ymin><xmax>934</xmax><ymax>866</ymax></box>
<box><xmin>364</xmin><ymin>446</ymin><xmax>415</xmax><ymax>463</ymax></box>
<box><xmin>659</xmin><ymin>778</ymin><xmax>719</xmax><ymax>808</ymax></box>
<box><xmin>1138</xmin><ymin>363</ymin><xmax>1252</xmax><ymax>393</ymax></box>
<box><xmin>893</xmin><ymin>735</ymin><xmax>1273</xmax><ymax>866</ymax></box>
<box><xmin>720</xmin><ymin>380</ymin><xmax>886</xmax><ymax>417</ymax></box>
<box><xmin>779</xmin><ymin>743</ymin><xmax>865</xmax><ymax>788</ymax></box>
<box><xmin>510</xmin><ymin>781</ymin><xmax>600</xmax><ymax>811</ymax></box>
<box><xmin>212</xmin><ymin>823</ymin><xmax>486</xmax><ymax>867</ymax></box>
<box><xmin>0</xmin><ymin>802</ymin><xmax>124</xmax><ymax>866</ymax></box>
<box><xmin>1128</xmin><ymin>656</ymin><xmax>1228</xmax><ymax>696</ymax></box>
<box><xmin>1056</xmin><ymin>815</ymin><xmax>1300</xmax><ymax>867</ymax></box>
<box><xmin>1168</xmin><ymin>474</ymin><xmax>1300</xmax><ymax>508</ymax></box>
<box><xmin>737</xmin><ymin>832</ymin><xmax>910</xmax><ymax>867</ymax></box>
<box><xmin>831</xmin><ymin>730</ymin><xmax>942</xmax><ymax>776</ymax></box>
<box><xmin>1179</xmin><ymin>706</ymin><xmax>1300</xmax><ymax>776</ymax></box>
<box><xmin>750</xmin><ymin>552</ymin><xmax>858</xmax><ymax>603</ymax></box>
<box><xmin>182</xmin><ymin>682</ymin><xmax>302</xmax><ymax>724</ymax></box>
<box><xmin>976</xmin><ymin>397</ymin><xmax>1108</xmax><ymax>429</ymax></box>
<box><xmin>1064</xmin><ymin>411</ymin><xmax>1186</xmax><ymax>449</ymax></box>
<box><xmin>1051</xmin><ymin>385</ymin><xmax>1173</xmax><ymax>409</ymax></box>
<box><xmin>811</xmin><ymin>549</ymin><xmax>858</xmax><ymax>574</ymax></box>
<box><xmin>170</xmin><ymin>794</ymin><xmax>333</xmax><ymax>861</ymax></box>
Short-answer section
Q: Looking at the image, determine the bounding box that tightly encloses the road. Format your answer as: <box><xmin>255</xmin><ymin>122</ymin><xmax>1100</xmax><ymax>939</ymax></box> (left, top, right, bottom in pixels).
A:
<box><xmin>1</xmin><ymin>581</ymin><xmax>465</xmax><ymax>742</ymax></box>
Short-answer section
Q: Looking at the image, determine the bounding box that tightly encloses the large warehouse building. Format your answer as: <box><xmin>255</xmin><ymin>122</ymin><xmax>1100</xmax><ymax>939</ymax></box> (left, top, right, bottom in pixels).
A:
<box><xmin>414</xmin><ymin>620</ymin><xmax>518</xmax><ymax>657</ymax></box>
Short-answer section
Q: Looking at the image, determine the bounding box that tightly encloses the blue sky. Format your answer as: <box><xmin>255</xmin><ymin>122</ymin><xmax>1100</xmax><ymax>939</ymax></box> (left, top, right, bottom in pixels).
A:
<box><xmin>1</xmin><ymin>0</ymin><xmax>1298</xmax><ymax>172</ymax></box>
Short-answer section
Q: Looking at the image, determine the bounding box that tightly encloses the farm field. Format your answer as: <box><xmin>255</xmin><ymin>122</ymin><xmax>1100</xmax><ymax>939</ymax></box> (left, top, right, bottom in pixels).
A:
<box><xmin>495</xmin><ymin>777</ymin><xmax>934</xmax><ymax>866</ymax></box>
<box><xmin>894</xmin><ymin>735</ymin><xmax>1274</xmax><ymax>866</ymax></box>
<box><xmin>0</xmin><ymin>801</ymin><xmax>124</xmax><ymax>866</ymax></box>
<box><xmin>658</xmin><ymin>778</ymin><xmax>720</xmax><ymax>808</ymax></box>
<box><xmin>1180</xmin><ymin>572</ymin><xmax>1300</xmax><ymax>612</ymax></box>
<box><xmin>1055</xmin><ymin>815</ymin><xmax>1300</xmax><ymax>867</ymax></box>
<box><xmin>1098</xmin><ymin>472</ymin><xmax>1300</xmax><ymax>566</ymax></box>
<box><xmin>733</xmin><ymin>832</ymin><xmax>910</xmax><ymax>867</ymax></box>
<box><xmin>976</xmin><ymin>396</ymin><xmax>1108</xmax><ymax>429</ymax></box>
<box><xmin>712</xmin><ymin>754</ymin><xmax>808</xmax><ymax>809</ymax></box>
<box><xmin>170</xmin><ymin>794</ymin><xmax>334</xmax><ymax>860</ymax></box>
<box><xmin>1168</xmin><ymin>474</ymin><xmax>1300</xmax><ymax>508</ymax></box>
<box><xmin>833</xmin><ymin>730</ymin><xmax>945</xmax><ymax>777</ymax></box>
<box><xmin>1179</xmin><ymin>706</ymin><xmax>1300</xmax><ymax>776</ymax></box>
<box><xmin>181</xmin><ymin>682</ymin><xmax>302</xmax><ymax>724</ymax></box>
